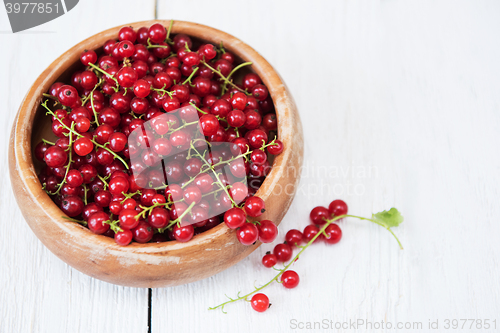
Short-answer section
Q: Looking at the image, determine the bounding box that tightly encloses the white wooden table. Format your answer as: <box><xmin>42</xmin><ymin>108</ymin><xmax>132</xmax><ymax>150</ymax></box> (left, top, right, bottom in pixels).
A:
<box><xmin>2</xmin><ymin>1</ymin><xmax>500</xmax><ymax>332</ymax></box>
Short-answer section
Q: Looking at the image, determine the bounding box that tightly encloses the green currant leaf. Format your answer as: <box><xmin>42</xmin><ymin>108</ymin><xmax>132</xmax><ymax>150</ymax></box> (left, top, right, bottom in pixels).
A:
<box><xmin>371</xmin><ymin>208</ymin><xmax>404</xmax><ymax>228</ymax></box>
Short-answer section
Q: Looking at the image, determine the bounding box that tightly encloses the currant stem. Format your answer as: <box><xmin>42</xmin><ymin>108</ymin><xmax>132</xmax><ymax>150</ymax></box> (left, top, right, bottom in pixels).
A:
<box><xmin>48</xmin><ymin>122</ymin><xmax>75</xmax><ymax>196</ymax></box>
<box><xmin>189</xmin><ymin>102</ymin><xmax>207</xmax><ymax>114</ymax></box>
<box><xmin>182</xmin><ymin>67</ymin><xmax>199</xmax><ymax>85</ymax></box>
<box><xmin>42</xmin><ymin>138</ymin><xmax>55</xmax><ymax>145</ymax></box>
<box><xmin>166</xmin><ymin>20</ymin><xmax>173</xmax><ymax>42</ymax></box>
<box><xmin>222</xmin><ymin>61</ymin><xmax>252</xmax><ymax>95</ymax></box>
<box><xmin>62</xmin><ymin>216</ymin><xmax>88</xmax><ymax>226</ymax></box>
<box><xmin>190</xmin><ymin>143</ymin><xmax>237</xmax><ymax>206</ymax></box>
<box><xmin>146</xmin><ymin>39</ymin><xmax>172</xmax><ymax>49</ymax></box>
<box><xmin>200</xmin><ymin>60</ymin><xmax>250</xmax><ymax>96</ymax></box>
<box><xmin>88</xmin><ymin>63</ymin><xmax>119</xmax><ymax>91</ymax></box>
<box><xmin>342</xmin><ymin>214</ymin><xmax>403</xmax><ymax>249</ymax></box>
<box><xmin>151</xmin><ymin>86</ymin><xmax>174</xmax><ymax>98</ymax></box>
<box><xmin>89</xmin><ymin>79</ymin><xmax>103</xmax><ymax>126</ymax></box>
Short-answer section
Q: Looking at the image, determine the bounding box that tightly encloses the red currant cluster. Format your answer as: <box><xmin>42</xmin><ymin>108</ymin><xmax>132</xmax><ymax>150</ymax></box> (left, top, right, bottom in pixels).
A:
<box><xmin>35</xmin><ymin>21</ymin><xmax>283</xmax><ymax>246</ymax></box>
<box><xmin>210</xmin><ymin>203</ymin><xmax>403</xmax><ymax>313</ymax></box>
<box><xmin>248</xmin><ymin>199</ymin><xmax>347</xmax><ymax>312</ymax></box>
<box><xmin>208</xmin><ymin>199</ymin><xmax>348</xmax><ymax>313</ymax></box>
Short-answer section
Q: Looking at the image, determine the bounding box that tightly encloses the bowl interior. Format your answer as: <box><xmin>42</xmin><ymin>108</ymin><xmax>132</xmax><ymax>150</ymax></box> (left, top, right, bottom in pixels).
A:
<box><xmin>30</xmin><ymin>28</ymin><xmax>277</xmax><ymax>247</ymax></box>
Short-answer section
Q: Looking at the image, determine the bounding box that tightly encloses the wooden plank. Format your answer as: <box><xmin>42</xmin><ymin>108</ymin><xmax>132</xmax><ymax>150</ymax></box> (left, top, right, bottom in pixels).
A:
<box><xmin>0</xmin><ymin>1</ymin><xmax>155</xmax><ymax>332</ymax></box>
<box><xmin>153</xmin><ymin>1</ymin><xmax>500</xmax><ymax>332</ymax></box>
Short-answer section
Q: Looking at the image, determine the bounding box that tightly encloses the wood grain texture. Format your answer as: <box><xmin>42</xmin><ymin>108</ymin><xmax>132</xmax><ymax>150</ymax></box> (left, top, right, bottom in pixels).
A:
<box><xmin>0</xmin><ymin>1</ymin><xmax>156</xmax><ymax>332</ymax></box>
<box><xmin>151</xmin><ymin>1</ymin><xmax>500</xmax><ymax>332</ymax></box>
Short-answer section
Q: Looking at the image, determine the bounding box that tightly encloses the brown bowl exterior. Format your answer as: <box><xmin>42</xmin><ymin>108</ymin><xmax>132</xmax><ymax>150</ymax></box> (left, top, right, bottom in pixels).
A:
<box><xmin>9</xmin><ymin>20</ymin><xmax>303</xmax><ymax>287</ymax></box>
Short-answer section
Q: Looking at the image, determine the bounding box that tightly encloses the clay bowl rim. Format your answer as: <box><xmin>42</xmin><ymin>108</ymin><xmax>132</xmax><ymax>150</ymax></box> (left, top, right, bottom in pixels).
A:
<box><xmin>12</xmin><ymin>19</ymin><xmax>296</xmax><ymax>255</ymax></box>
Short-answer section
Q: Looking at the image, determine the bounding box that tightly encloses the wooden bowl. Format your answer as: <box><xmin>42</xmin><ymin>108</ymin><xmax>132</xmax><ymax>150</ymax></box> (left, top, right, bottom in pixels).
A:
<box><xmin>9</xmin><ymin>20</ymin><xmax>303</xmax><ymax>287</ymax></box>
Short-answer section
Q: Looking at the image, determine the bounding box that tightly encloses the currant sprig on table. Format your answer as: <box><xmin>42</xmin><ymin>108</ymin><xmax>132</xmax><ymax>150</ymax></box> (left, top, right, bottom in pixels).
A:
<box><xmin>209</xmin><ymin>200</ymin><xmax>404</xmax><ymax>313</ymax></box>
<box><xmin>35</xmin><ymin>21</ymin><xmax>282</xmax><ymax>246</ymax></box>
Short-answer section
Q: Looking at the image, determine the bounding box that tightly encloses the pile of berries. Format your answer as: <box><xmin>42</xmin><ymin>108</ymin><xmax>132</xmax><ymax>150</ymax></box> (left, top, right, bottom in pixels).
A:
<box><xmin>35</xmin><ymin>22</ymin><xmax>283</xmax><ymax>246</ymax></box>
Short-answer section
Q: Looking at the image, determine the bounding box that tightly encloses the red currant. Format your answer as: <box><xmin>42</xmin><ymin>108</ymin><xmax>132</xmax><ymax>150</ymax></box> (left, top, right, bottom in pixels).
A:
<box><xmin>250</xmin><ymin>293</ymin><xmax>270</xmax><ymax>312</ymax></box>
<box><xmin>273</xmin><ymin>243</ymin><xmax>293</xmax><ymax>262</ymax></box>
<box><xmin>262</xmin><ymin>253</ymin><xmax>278</xmax><ymax>268</ymax></box>
<box><xmin>328</xmin><ymin>199</ymin><xmax>348</xmax><ymax>217</ymax></box>
<box><xmin>285</xmin><ymin>229</ymin><xmax>303</xmax><ymax>247</ymax></box>
<box><xmin>236</xmin><ymin>223</ymin><xmax>259</xmax><ymax>245</ymax></box>
<box><xmin>256</xmin><ymin>220</ymin><xmax>278</xmax><ymax>243</ymax></box>
<box><xmin>281</xmin><ymin>270</ymin><xmax>299</xmax><ymax>289</ymax></box>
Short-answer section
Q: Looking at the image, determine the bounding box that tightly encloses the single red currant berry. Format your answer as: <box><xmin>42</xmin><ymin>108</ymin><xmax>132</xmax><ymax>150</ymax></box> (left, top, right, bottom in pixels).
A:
<box><xmin>310</xmin><ymin>206</ymin><xmax>330</xmax><ymax>225</ymax></box>
<box><xmin>250</xmin><ymin>293</ymin><xmax>270</xmax><ymax>313</ymax></box>
<box><xmin>66</xmin><ymin>169</ymin><xmax>84</xmax><ymax>187</ymax></box>
<box><xmin>132</xmin><ymin>221</ymin><xmax>154</xmax><ymax>243</ymax></box>
<box><xmin>183</xmin><ymin>185</ymin><xmax>202</xmax><ymax>205</ymax></box>
<box><xmin>88</xmin><ymin>211</ymin><xmax>111</xmax><ymax>235</ymax></box>
<box><xmin>60</xmin><ymin>195</ymin><xmax>84</xmax><ymax>217</ymax></box>
<box><xmin>221</xmin><ymin>52</ymin><xmax>235</xmax><ymax>63</ymax></box>
<box><xmin>250</xmin><ymin>149</ymin><xmax>267</xmax><ymax>165</ymax></box>
<box><xmin>117</xmin><ymin>40</ymin><xmax>136</xmax><ymax>58</ymax></box>
<box><xmin>109</xmin><ymin>176</ymin><xmax>129</xmax><ymax>196</ymax></box>
<box><xmin>246</xmin><ymin>129</ymin><xmax>268</xmax><ymax>149</ymax></box>
<box><xmin>236</xmin><ymin>223</ymin><xmax>259</xmax><ymax>245</ymax></box>
<box><xmin>227</xmin><ymin>110</ymin><xmax>246</xmax><ymax>128</ymax></box>
<box><xmin>242</xmin><ymin>73</ymin><xmax>262</xmax><ymax>90</ymax></box>
<box><xmin>262</xmin><ymin>113</ymin><xmax>277</xmax><ymax>131</ymax></box>
<box><xmin>57</xmin><ymin>85</ymin><xmax>79</xmax><ymax>107</ymax></box>
<box><xmin>35</xmin><ymin>142</ymin><xmax>50</xmax><ymax>161</ymax></box>
<box><xmin>80</xmin><ymin>50</ymin><xmax>97</xmax><ymax>66</ymax></box>
<box><xmin>273</xmin><ymin>243</ymin><xmax>293</xmax><ymax>262</ymax></box>
<box><xmin>173</xmin><ymin>34</ymin><xmax>192</xmax><ymax>52</ymax></box>
<box><xmin>173</xmin><ymin>224</ymin><xmax>194</xmax><ymax>242</ymax></box>
<box><xmin>73</xmin><ymin>137</ymin><xmax>94</xmax><ymax>156</ymax></box>
<box><xmin>251</xmin><ymin>84</ymin><xmax>269</xmax><ymax>101</ymax></box>
<box><xmin>133</xmin><ymin>79</ymin><xmax>151</xmax><ymax>98</ymax></box>
<box><xmin>115</xmin><ymin>228</ymin><xmax>133</xmax><ymax>246</ymax></box>
<box><xmin>324</xmin><ymin>224</ymin><xmax>342</xmax><ymax>244</ymax></box>
<box><xmin>224</xmin><ymin>207</ymin><xmax>247</xmax><ymax>229</ymax></box>
<box><xmin>303</xmin><ymin>225</ymin><xmax>321</xmax><ymax>243</ymax></box>
<box><xmin>119</xmin><ymin>209</ymin><xmax>140</xmax><ymax>230</ymax></box>
<box><xmin>262</xmin><ymin>252</ymin><xmax>278</xmax><ymax>268</ymax></box>
<box><xmin>328</xmin><ymin>199</ymin><xmax>348</xmax><ymax>217</ymax></box>
<box><xmin>108</xmin><ymin>132</ymin><xmax>127</xmax><ymax>152</ymax></box>
<box><xmin>75</xmin><ymin>116</ymin><xmax>91</xmax><ymax>133</ymax></box>
<box><xmin>80</xmin><ymin>70</ymin><xmax>98</xmax><ymax>90</ymax></box>
<box><xmin>244</xmin><ymin>196</ymin><xmax>265</xmax><ymax>217</ymax></box>
<box><xmin>285</xmin><ymin>229</ymin><xmax>303</xmax><ymax>247</ymax></box>
<box><xmin>148</xmin><ymin>23</ymin><xmax>167</xmax><ymax>43</ymax></box>
<box><xmin>267</xmin><ymin>139</ymin><xmax>284</xmax><ymax>155</ymax></box>
<box><xmin>116</xmin><ymin>67</ymin><xmax>138</xmax><ymax>88</ymax></box>
<box><xmin>183</xmin><ymin>52</ymin><xmax>200</xmax><ymax>66</ymax></box>
<box><xmin>198</xmin><ymin>44</ymin><xmax>217</xmax><ymax>60</ymax></box>
<box><xmin>94</xmin><ymin>190</ymin><xmax>112</xmax><ymax>208</ymax></box>
<box><xmin>230</xmin><ymin>92</ymin><xmax>248</xmax><ymax>110</ymax></box>
<box><xmin>44</xmin><ymin>145</ymin><xmax>67</xmax><ymax>167</ymax></box>
<box><xmin>149</xmin><ymin>207</ymin><xmax>170</xmax><ymax>229</ymax></box>
<box><xmin>228</xmin><ymin>182</ymin><xmax>248</xmax><ymax>203</ymax></box>
<box><xmin>211</xmin><ymin>99</ymin><xmax>231</xmax><ymax>118</ymax></box>
<box><xmin>118</xmin><ymin>26</ymin><xmax>137</xmax><ymax>42</ymax></box>
<box><xmin>281</xmin><ymin>270</ymin><xmax>300</xmax><ymax>289</ymax></box>
<box><xmin>257</xmin><ymin>220</ymin><xmax>278</xmax><ymax>243</ymax></box>
<box><xmin>244</xmin><ymin>110</ymin><xmax>262</xmax><ymax>130</ymax></box>
<box><xmin>199</xmin><ymin>114</ymin><xmax>219</xmax><ymax>136</ymax></box>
